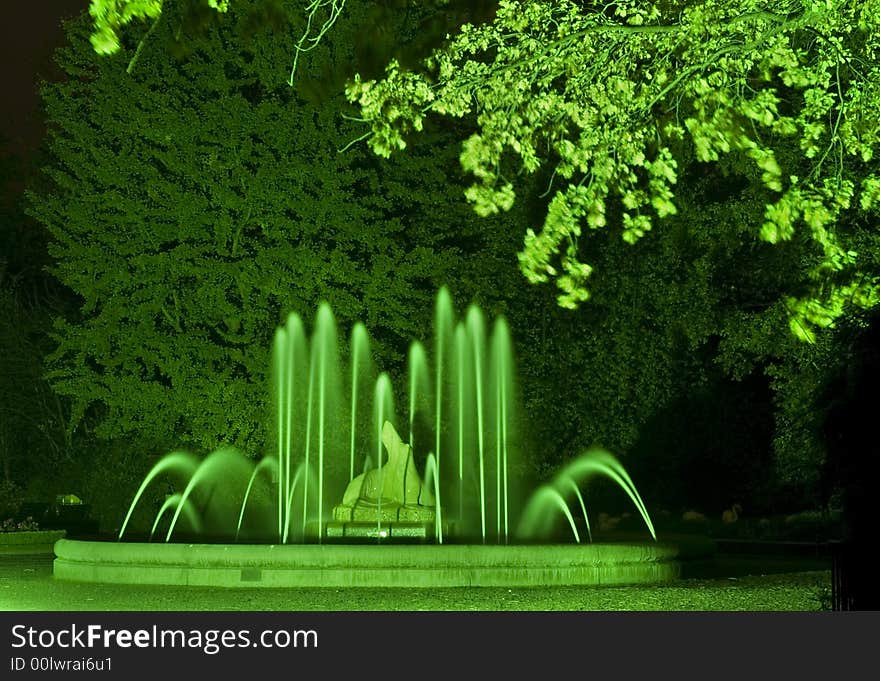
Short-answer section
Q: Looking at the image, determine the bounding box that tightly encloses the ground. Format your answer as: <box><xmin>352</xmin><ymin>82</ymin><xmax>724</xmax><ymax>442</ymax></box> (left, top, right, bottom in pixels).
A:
<box><xmin>0</xmin><ymin>554</ymin><xmax>830</xmax><ymax>611</ymax></box>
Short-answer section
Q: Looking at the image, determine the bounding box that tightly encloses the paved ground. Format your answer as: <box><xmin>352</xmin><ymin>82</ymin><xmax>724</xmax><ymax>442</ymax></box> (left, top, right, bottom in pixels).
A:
<box><xmin>0</xmin><ymin>554</ymin><xmax>830</xmax><ymax>611</ymax></box>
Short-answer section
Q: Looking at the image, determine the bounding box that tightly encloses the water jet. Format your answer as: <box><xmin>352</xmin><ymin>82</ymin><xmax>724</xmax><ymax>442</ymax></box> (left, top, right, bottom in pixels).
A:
<box><xmin>54</xmin><ymin>288</ymin><xmax>704</xmax><ymax>587</ymax></box>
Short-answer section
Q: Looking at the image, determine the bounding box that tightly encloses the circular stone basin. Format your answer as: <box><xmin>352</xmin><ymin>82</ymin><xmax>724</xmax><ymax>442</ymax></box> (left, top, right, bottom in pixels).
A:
<box><xmin>52</xmin><ymin>539</ymin><xmax>702</xmax><ymax>587</ymax></box>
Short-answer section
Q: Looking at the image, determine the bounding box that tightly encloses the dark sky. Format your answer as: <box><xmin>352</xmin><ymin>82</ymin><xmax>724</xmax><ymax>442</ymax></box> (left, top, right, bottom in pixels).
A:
<box><xmin>1</xmin><ymin>1</ymin><xmax>90</xmax><ymax>159</ymax></box>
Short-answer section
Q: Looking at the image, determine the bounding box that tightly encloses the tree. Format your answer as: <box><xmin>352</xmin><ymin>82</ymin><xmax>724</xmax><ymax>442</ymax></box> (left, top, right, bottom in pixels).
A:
<box><xmin>0</xmin><ymin>140</ymin><xmax>72</xmax><ymax>504</ymax></box>
<box><xmin>27</xmin><ymin>0</ymin><xmax>511</xmax><ymax>456</ymax></box>
<box><xmin>72</xmin><ymin>0</ymin><xmax>868</xmax><ymax>508</ymax></box>
<box><xmin>508</xmin><ymin>150</ymin><xmax>842</xmax><ymax>503</ymax></box>
<box><xmin>347</xmin><ymin>0</ymin><xmax>880</xmax><ymax>342</ymax></box>
<box><xmin>88</xmin><ymin>0</ymin><xmax>227</xmax><ymax>55</ymax></box>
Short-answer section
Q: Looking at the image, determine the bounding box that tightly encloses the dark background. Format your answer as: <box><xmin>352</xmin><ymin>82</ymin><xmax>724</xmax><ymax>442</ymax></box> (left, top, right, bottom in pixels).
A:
<box><xmin>1</xmin><ymin>1</ymin><xmax>877</xmax><ymax>608</ymax></box>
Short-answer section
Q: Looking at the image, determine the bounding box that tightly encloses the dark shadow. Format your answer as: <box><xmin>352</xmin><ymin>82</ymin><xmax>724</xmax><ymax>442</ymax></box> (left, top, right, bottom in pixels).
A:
<box><xmin>822</xmin><ymin>311</ymin><xmax>880</xmax><ymax>609</ymax></box>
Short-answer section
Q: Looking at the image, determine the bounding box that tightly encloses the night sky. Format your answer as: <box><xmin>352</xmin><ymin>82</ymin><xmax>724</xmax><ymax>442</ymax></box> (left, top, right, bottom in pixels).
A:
<box><xmin>1</xmin><ymin>1</ymin><xmax>89</xmax><ymax>162</ymax></box>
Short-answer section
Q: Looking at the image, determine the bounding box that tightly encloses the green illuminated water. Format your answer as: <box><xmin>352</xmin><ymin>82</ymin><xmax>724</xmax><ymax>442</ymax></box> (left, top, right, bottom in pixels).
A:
<box><xmin>518</xmin><ymin>449</ymin><xmax>657</xmax><ymax>541</ymax></box>
<box><xmin>120</xmin><ymin>288</ymin><xmax>656</xmax><ymax>545</ymax></box>
<box><xmin>350</xmin><ymin>323</ymin><xmax>372</xmax><ymax>482</ymax></box>
<box><xmin>434</xmin><ymin>287</ymin><xmax>453</xmax><ymax>528</ymax></box>
<box><xmin>374</xmin><ymin>372</ymin><xmax>394</xmax><ymax>539</ymax></box>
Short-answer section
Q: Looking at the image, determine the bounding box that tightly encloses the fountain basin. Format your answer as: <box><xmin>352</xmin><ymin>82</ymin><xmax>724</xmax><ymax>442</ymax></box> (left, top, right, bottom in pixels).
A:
<box><xmin>52</xmin><ymin>538</ymin><xmax>700</xmax><ymax>587</ymax></box>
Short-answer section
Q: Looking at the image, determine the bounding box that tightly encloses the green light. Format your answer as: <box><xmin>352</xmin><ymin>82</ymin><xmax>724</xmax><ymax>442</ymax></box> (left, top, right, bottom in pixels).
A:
<box><xmin>116</xmin><ymin>291</ymin><xmax>657</xmax><ymax>548</ymax></box>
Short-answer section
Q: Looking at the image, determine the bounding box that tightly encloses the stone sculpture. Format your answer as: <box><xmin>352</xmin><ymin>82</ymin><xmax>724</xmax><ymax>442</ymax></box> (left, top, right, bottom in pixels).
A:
<box><xmin>331</xmin><ymin>421</ymin><xmax>435</xmax><ymax>523</ymax></box>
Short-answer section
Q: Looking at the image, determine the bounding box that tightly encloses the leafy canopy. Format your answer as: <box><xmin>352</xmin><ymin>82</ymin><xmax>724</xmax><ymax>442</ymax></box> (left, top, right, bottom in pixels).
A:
<box><xmin>88</xmin><ymin>0</ymin><xmax>345</xmax><ymax>84</ymax></box>
<box><xmin>88</xmin><ymin>0</ymin><xmax>228</xmax><ymax>54</ymax></box>
<box><xmin>30</xmin><ymin>2</ymin><xmax>502</xmax><ymax>453</ymax></box>
<box><xmin>87</xmin><ymin>1</ymin><xmax>880</xmax><ymax>343</ymax></box>
<box><xmin>69</xmin><ymin>0</ymin><xmax>857</xmax><ymax>498</ymax></box>
<box><xmin>346</xmin><ymin>0</ymin><xmax>880</xmax><ymax>342</ymax></box>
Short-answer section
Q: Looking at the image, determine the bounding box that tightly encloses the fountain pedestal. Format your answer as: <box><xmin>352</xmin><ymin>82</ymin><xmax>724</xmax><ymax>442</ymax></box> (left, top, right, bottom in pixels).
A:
<box><xmin>325</xmin><ymin>521</ymin><xmax>439</xmax><ymax>540</ymax></box>
<box><xmin>331</xmin><ymin>422</ymin><xmax>437</xmax><ymax>534</ymax></box>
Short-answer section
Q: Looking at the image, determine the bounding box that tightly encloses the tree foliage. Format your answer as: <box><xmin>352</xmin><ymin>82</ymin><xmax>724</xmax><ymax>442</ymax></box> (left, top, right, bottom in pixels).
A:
<box><xmin>68</xmin><ymin>0</ymin><xmax>871</xmax><ymax>506</ymax></box>
<box><xmin>347</xmin><ymin>0</ymin><xmax>880</xmax><ymax>342</ymax></box>
<box><xmin>28</xmin><ymin>0</ymin><xmax>506</xmax><ymax>455</ymax></box>
<box><xmin>0</xmin><ymin>142</ymin><xmax>72</xmax><ymax>490</ymax></box>
<box><xmin>88</xmin><ymin>0</ymin><xmax>228</xmax><ymax>55</ymax></box>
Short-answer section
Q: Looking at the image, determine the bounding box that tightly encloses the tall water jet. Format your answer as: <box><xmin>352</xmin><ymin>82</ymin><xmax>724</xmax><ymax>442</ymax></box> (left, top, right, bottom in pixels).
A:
<box><xmin>466</xmin><ymin>305</ymin><xmax>487</xmax><ymax>543</ymax></box>
<box><xmin>490</xmin><ymin>317</ymin><xmax>514</xmax><ymax>543</ymax></box>
<box><xmin>313</xmin><ymin>304</ymin><xmax>345</xmax><ymax>540</ymax></box>
<box><xmin>452</xmin><ymin>323</ymin><xmax>470</xmax><ymax>532</ymax></box>
<box><xmin>434</xmin><ymin>287</ymin><xmax>454</xmax><ymax>499</ymax></box>
<box><xmin>374</xmin><ymin>372</ymin><xmax>395</xmax><ymax>538</ymax></box>
<box><xmin>273</xmin><ymin>326</ymin><xmax>286</xmax><ymax>541</ymax></box>
<box><xmin>314</xmin><ymin>305</ymin><xmax>331</xmax><ymax>543</ymax></box>
<box><xmin>350</xmin><ymin>323</ymin><xmax>372</xmax><ymax>482</ymax></box>
<box><xmin>408</xmin><ymin>341</ymin><xmax>430</xmax><ymax>453</ymax></box>
<box><xmin>274</xmin><ymin>312</ymin><xmax>307</xmax><ymax>543</ymax></box>
<box><xmin>273</xmin><ymin>305</ymin><xmax>343</xmax><ymax>543</ymax></box>
<box><xmin>117</xmin><ymin>289</ymin><xmax>660</xmax><ymax>551</ymax></box>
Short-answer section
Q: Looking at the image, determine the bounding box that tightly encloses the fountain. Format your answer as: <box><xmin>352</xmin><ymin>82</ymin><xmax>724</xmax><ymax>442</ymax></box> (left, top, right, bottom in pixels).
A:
<box><xmin>53</xmin><ymin>288</ymin><xmax>706</xmax><ymax>587</ymax></box>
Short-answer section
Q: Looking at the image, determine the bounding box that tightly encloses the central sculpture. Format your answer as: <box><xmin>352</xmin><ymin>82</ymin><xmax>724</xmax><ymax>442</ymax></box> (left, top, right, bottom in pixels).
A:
<box><xmin>331</xmin><ymin>421</ymin><xmax>436</xmax><ymax>528</ymax></box>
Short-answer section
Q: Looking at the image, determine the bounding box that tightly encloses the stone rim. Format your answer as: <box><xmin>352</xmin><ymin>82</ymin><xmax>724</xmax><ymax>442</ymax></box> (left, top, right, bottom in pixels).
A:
<box><xmin>52</xmin><ymin>538</ymin><xmax>700</xmax><ymax>587</ymax></box>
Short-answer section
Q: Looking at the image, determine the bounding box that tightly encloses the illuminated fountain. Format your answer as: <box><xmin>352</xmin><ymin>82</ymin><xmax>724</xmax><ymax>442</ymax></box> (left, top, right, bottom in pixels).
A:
<box><xmin>53</xmin><ymin>289</ymin><xmax>699</xmax><ymax>588</ymax></box>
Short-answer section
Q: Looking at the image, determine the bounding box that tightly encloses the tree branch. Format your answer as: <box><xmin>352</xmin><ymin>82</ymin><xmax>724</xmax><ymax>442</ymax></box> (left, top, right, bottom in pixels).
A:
<box><xmin>127</xmin><ymin>14</ymin><xmax>163</xmax><ymax>75</ymax></box>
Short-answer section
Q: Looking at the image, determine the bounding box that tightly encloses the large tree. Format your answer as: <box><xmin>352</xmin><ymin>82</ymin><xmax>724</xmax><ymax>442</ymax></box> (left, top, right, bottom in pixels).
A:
<box><xmin>68</xmin><ymin>0</ymin><xmax>871</xmax><ymax>510</ymax></box>
<box><xmin>84</xmin><ymin>1</ymin><xmax>880</xmax><ymax>342</ymax></box>
<box><xmin>1</xmin><ymin>140</ymin><xmax>73</xmax><ymax>509</ymax></box>
<box><xmin>347</xmin><ymin>0</ymin><xmax>880</xmax><ymax>343</ymax></box>
<box><xmin>27</xmin><ymin>0</ymin><xmax>513</xmax><ymax>457</ymax></box>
